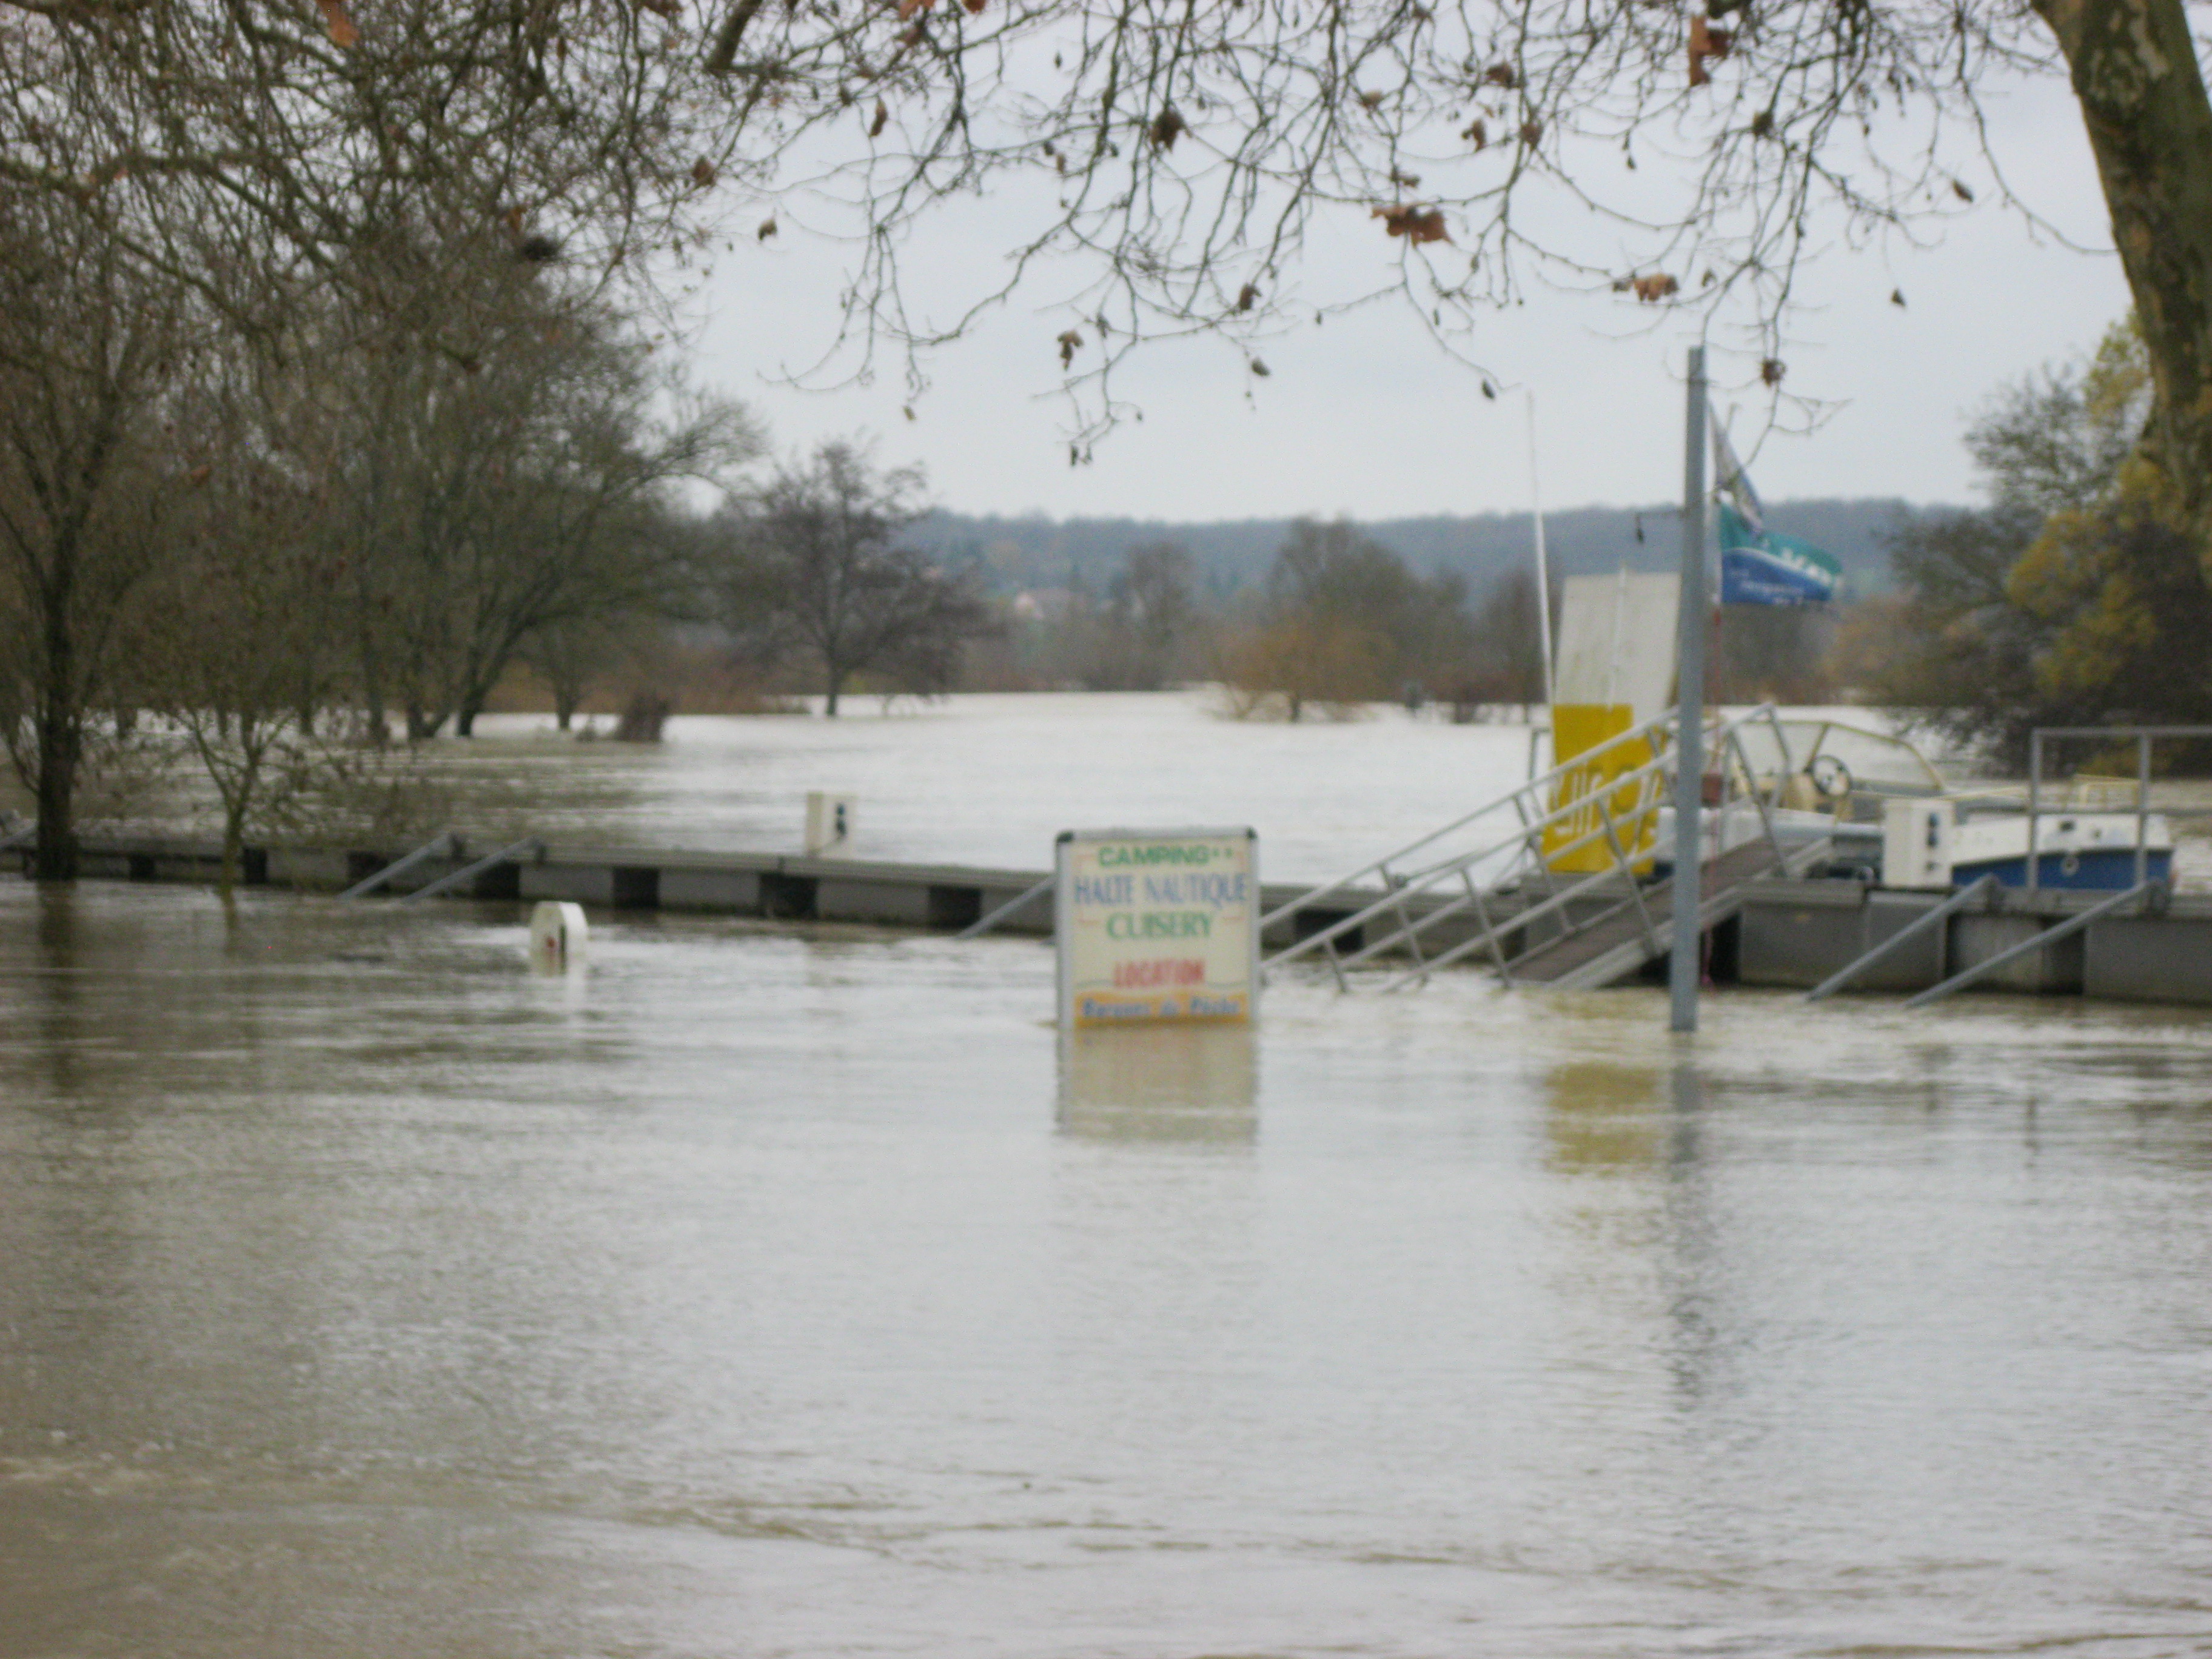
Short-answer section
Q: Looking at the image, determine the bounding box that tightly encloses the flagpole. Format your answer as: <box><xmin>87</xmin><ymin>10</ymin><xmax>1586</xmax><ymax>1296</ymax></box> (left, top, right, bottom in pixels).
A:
<box><xmin>1526</xmin><ymin>389</ymin><xmax>1555</xmax><ymax>708</ymax></box>
<box><xmin>1669</xmin><ymin>346</ymin><xmax>1709</xmax><ymax>1036</ymax></box>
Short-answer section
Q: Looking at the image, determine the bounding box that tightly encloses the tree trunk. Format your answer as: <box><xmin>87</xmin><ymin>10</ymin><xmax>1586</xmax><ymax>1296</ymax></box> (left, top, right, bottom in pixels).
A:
<box><xmin>220</xmin><ymin>802</ymin><xmax>246</xmax><ymax>901</ymax></box>
<box><xmin>824</xmin><ymin>668</ymin><xmax>843</xmax><ymax>716</ymax></box>
<box><xmin>32</xmin><ymin>569</ymin><xmax>80</xmax><ymax>883</ymax></box>
<box><xmin>32</xmin><ymin>708</ymin><xmax>79</xmax><ymax>883</ymax></box>
<box><xmin>2039</xmin><ymin>0</ymin><xmax>2212</xmax><ymax>539</ymax></box>
<box><xmin>455</xmin><ymin>705</ymin><xmax>478</xmax><ymax>737</ymax></box>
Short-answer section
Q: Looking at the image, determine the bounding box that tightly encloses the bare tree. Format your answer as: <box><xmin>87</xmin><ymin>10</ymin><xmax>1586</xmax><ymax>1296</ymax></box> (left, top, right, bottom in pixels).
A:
<box><xmin>1222</xmin><ymin>519</ymin><xmax>1473</xmax><ymax>718</ymax></box>
<box><xmin>282</xmin><ymin>255</ymin><xmax>759</xmax><ymax>740</ymax></box>
<box><xmin>130</xmin><ymin>403</ymin><xmax>350</xmax><ymax>898</ymax></box>
<box><xmin>0</xmin><ymin>189</ymin><xmax>188</xmax><ymax>881</ymax></box>
<box><xmin>11</xmin><ymin>1</ymin><xmax>2212</xmax><ymax>525</ymax></box>
<box><xmin>717</xmin><ymin>442</ymin><xmax>994</xmax><ymax>714</ymax></box>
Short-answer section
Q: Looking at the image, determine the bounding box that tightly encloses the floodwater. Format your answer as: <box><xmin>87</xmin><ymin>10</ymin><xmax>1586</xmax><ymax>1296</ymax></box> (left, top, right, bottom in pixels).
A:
<box><xmin>423</xmin><ymin>694</ymin><xmax>1555</xmax><ymax>880</ymax></box>
<box><xmin>7</xmin><ymin>695</ymin><xmax>2212</xmax><ymax>1655</ymax></box>
<box><xmin>5</xmin><ymin>876</ymin><xmax>2212</xmax><ymax>1658</ymax></box>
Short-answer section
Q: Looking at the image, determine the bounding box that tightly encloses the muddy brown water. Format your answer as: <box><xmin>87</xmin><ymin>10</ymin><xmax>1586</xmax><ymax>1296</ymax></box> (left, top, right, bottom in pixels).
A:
<box><xmin>4</xmin><ymin>874</ymin><xmax>2211</xmax><ymax>1657</ymax></box>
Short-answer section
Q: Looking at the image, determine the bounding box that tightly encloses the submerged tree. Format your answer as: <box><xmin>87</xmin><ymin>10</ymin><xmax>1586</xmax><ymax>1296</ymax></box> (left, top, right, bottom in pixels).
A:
<box><xmin>0</xmin><ymin>189</ymin><xmax>187</xmax><ymax>882</ymax></box>
<box><xmin>716</xmin><ymin>442</ymin><xmax>995</xmax><ymax>714</ymax></box>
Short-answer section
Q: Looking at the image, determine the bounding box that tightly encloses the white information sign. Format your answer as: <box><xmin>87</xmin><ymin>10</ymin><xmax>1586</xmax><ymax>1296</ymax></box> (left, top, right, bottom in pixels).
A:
<box><xmin>1055</xmin><ymin>827</ymin><xmax>1258</xmax><ymax>1028</ymax></box>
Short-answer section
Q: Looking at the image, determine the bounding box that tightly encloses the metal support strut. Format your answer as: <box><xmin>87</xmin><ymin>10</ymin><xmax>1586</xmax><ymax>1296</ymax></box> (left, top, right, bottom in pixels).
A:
<box><xmin>955</xmin><ymin>876</ymin><xmax>1054</xmax><ymax>940</ymax></box>
<box><xmin>1803</xmin><ymin>876</ymin><xmax>1997</xmax><ymax>1003</ymax></box>
<box><xmin>338</xmin><ymin>830</ymin><xmax>461</xmax><ymax>899</ymax></box>
<box><xmin>1903</xmin><ymin>881</ymin><xmax>2158</xmax><ymax>1009</ymax></box>
<box><xmin>401</xmin><ymin>836</ymin><xmax>546</xmax><ymax>903</ymax></box>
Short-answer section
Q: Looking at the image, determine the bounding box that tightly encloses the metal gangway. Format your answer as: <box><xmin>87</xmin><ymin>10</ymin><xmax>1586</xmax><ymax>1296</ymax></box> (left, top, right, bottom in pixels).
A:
<box><xmin>1260</xmin><ymin>704</ymin><xmax>1832</xmax><ymax>993</ymax></box>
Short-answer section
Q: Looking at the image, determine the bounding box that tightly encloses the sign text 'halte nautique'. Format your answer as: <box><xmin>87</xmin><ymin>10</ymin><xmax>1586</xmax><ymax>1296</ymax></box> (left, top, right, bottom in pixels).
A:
<box><xmin>1056</xmin><ymin>829</ymin><xmax>1258</xmax><ymax>1028</ymax></box>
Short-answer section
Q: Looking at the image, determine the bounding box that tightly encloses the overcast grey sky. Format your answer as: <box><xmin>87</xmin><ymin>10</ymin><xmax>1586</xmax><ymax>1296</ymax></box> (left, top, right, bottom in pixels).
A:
<box><xmin>685</xmin><ymin>78</ymin><xmax>2127</xmax><ymax>522</ymax></box>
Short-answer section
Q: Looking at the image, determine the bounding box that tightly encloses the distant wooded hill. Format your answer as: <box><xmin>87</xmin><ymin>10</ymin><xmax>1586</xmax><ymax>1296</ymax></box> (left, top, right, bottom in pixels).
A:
<box><xmin>908</xmin><ymin>498</ymin><xmax>1939</xmax><ymax>600</ymax></box>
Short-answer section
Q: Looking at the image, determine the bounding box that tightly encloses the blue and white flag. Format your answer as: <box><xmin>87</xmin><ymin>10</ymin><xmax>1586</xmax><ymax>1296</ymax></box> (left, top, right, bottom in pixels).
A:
<box><xmin>1709</xmin><ymin>415</ymin><xmax>1841</xmax><ymax>606</ymax></box>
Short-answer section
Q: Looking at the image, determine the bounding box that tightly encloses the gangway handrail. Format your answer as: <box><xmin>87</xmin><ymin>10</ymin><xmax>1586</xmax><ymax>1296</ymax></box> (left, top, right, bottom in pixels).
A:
<box><xmin>1902</xmin><ymin>880</ymin><xmax>2159</xmax><ymax>1008</ymax></box>
<box><xmin>1375</xmin><ymin>828</ymin><xmax>1835</xmax><ymax>995</ymax></box>
<box><xmin>400</xmin><ymin>836</ymin><xmax>545</xmax><ymax>903</ymax></box>
<box><xmin>1256</xmin><ymin>705</ymin><xmax>1700</xmax><ymax>932</ymax></box>
<box><xmin>338</xmin><ymin>830</ymin><xmax>461</xmax><ymax>899</ymax></box>
<box><xmin>1258</xmin><ymin>702</ymin><xmax>1789</xmax><ymax>939</ymax></box>
<box><xmin>1263</xmin><ymin>703</ymin><xmax>1789</xmax><ymax>976</ymax></box>
<box><xmin>1803</xmin><ymin>875</ymin><xmax>1997</xmax><ymax>1002</ymax></box>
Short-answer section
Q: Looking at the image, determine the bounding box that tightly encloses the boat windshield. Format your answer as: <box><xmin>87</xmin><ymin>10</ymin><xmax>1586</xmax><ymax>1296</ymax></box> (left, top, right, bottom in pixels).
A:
<box><xmin>1729</xmin><ymin>717</ymin><xmax>1946</xmax><ymax>799</ymax></box>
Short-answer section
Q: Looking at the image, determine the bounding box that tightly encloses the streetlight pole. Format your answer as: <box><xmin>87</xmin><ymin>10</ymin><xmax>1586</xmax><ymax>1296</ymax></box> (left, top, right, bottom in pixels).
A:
<box><xmin>1669</xmin><ymin>347</ymin><xmax>1709</xmax><ymax>1034</ymax></box>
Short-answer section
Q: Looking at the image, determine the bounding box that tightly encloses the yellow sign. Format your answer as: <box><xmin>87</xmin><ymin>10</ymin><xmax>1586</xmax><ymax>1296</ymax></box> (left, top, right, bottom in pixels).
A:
<box><xmin>1544</xmin><ymin>703</ymin><xmax>1663</xmax><ymax>874</ymax></box>
<box><xmin>1055</xmin><ymin>829</ymin><xmax>1258</xmax><ymax>1028</ymax></box>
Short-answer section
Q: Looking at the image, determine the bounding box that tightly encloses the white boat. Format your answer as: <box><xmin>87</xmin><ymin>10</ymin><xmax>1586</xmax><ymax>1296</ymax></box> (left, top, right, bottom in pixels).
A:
<box><xmin>1664</xmin><ymin>717</ymin><xmax>2173</xmax><ymax>891</ymax></box>
<box><xmin>1948</xmin><ymin>811</ymin><xmax>2172</xmax><ymax>890</ymax></box>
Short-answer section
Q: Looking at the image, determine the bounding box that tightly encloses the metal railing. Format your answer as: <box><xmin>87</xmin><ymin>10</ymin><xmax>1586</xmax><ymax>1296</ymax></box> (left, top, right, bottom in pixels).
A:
<box><xmin>2027</xmin><ymin>726</ymin><xmax>2212</xmax><ymax>897</ymax></box>
<box><xmin>1260</xmin><ymin>703</ymin><xmax>1803</xmax><ymax>990</ymax></box>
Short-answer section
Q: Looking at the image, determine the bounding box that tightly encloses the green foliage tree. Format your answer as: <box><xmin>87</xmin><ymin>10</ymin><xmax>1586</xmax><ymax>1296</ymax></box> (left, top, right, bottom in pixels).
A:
<box><xmin>1872</xmin><ymin>322</ymin><xmax>2212</xmax><ymax>763</ymax></box>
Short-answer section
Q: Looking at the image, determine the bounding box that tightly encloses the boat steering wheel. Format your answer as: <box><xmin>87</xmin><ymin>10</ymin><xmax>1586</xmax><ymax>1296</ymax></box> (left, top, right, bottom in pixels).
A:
<box><xmin>1808</xmin><ymin>754</ymin><xmax>1853</xmax><ymax>800</ymax></box>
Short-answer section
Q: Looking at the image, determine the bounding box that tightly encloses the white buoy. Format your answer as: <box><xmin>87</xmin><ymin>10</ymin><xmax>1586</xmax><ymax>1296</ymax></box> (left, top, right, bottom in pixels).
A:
<box><xmin>529</xmin><ymin>900</ymin><xmax>588</xmax><ymax>972</ymax></box>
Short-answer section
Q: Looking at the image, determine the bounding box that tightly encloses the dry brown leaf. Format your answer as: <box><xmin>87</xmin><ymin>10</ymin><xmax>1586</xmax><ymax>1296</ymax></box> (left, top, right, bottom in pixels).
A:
<box><xmin>1358</xmin><ymin>89</ymin><xmax>1386</xmax><ymax>110</ymax></box>
<box><xmin>870</xmin><ymin>98</ymin><xmax>889</xmax><ymax>137</ymax></box>
<box><xmin>637</xmin><ymin>0</ymin><xmax>682</xmax><ymax>15</ymax></box>
<box><xmin>1519</xmin><ymin>118</ymin><xmax>1542</xmax><ymax>146</ymax></box>
<box><xmin>1628</xmin><ymin>272</ymin><xmax>1678</xmax><ymax>302</ymax></box>
<box><xmin>691</xmin><ymin>156</ymin><xmax>717</xmax><ymax>188</ymax></box>
<box><xmin>1482</xmin><ymin>62</ymin><xmax>1516</xmax><ymax>88</ymax></box>
<box><xmin>1057</xmin><ymin>329</ymin><xmax>1082</xmax><ymax>368</ymax></box>
<box><xmin>316</xmin><ymin>0</ymin><xmax>359</xmax><ymax>47</ymax></box>
<box><xmin>1375</xmin><ymin>204</ymin><xmax>1450</xmax><ymax>244</ymax></box>
<box><xmin>896</xmin><ymin>0</ymin><xmax>934</xmax><ymax>16</ymax></box>
<box><xmin>1688</xmin><ymin>13</ymin><xmax>1732</xmax><ymax>85</ymax></box>
<box><xmin>1951</xmin><ymin>178</ymin><xmax>1975</xmax><ymax>201</ymax></box>
<box><xmin>1891</xmin><ymin>288</ymin><xmax>1907</xmax><ymax>307</ymax></box>
<box><xmin>1760</xmin><ymin>358</ymin><xmax>1786</xmax><ymax>386</ymax></box>
<box><xmin>1248</xmin><ymin>358</ymin><xmax>1270</xmax><ymax>377</ymax></box>
<box><xmin>963</xmin><ymin>0</ymin><xmax>987</xmax><ymax>13</ymax></box>
<box><xmin>757</xmin><ymin>216</ymin><xmax>777</xmax><ymax>240</ymax></box>
<box><xmin>1149</xmin><ymin>107</ymin><xmax>1186</xmax><ymax>149</ymax></box>
<box><xmin>897</xmin><ymin>20</ymin><xmax>923</xmax><ymax>44</ymax></box>
<box><xmin>1461</xmin><ymin>117</ymin><xmax>1486</xmax><ymax>150</ymax></box>
<box><xmin>1390</xmin><ymin>167</ymin><xmax>1421</xmax><ymax>188</ymax></box>
<box><xmin>1236</xmin><ymin>283</ymin><xmax>1259</xmax><ymax>313</ymax></box>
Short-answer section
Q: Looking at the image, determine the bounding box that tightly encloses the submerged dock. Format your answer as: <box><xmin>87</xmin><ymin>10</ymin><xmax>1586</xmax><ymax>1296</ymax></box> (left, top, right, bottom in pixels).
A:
<box><xmin>14</xmin><ymin>832</ymin><xmax>2212</xmax><ymax>1008</ymax></box>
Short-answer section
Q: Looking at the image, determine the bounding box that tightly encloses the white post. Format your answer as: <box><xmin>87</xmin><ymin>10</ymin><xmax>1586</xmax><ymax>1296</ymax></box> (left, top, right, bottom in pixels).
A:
<box><xmin>1526</xmin><ymin>389</ymin><xmax>1556</xmax><ymax>708</ymax></box>
<box><xmin>1669</xmin><ymin>347</ymin><xmax>1709</xmax><ymax>1034</ymax></box>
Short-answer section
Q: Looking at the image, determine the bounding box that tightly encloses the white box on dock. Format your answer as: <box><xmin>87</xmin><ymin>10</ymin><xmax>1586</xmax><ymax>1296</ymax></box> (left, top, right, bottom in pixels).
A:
<box><xmin>1883</xmin><ymin>798</ymin><xmax>1955</xmax><ymax>890</ymax></box>
<box><xmin>805</xmin><ymin>792</ymin><xmax>856</xmax><ymax>856</ymax></box>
